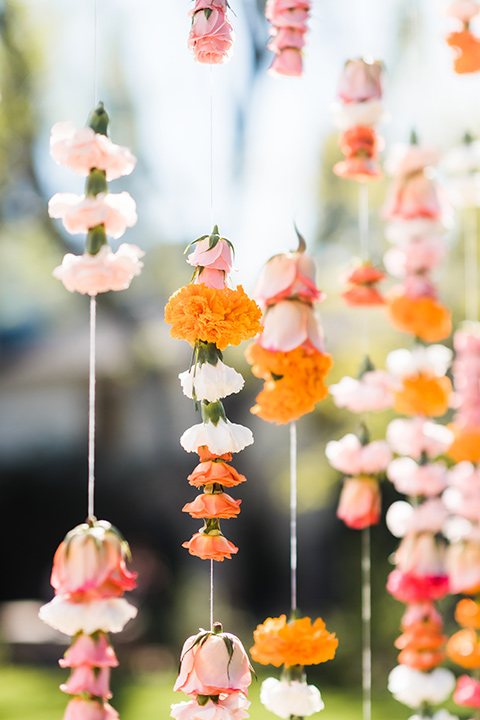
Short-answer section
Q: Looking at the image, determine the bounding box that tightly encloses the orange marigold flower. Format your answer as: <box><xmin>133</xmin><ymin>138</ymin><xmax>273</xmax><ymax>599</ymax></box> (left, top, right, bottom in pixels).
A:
<box><xmin>250</xmin><ymin>614</ymin><xmax>338</xmax><ymax>668</ymax></box>
<box><xmin>165</xmin><ymin>283</ymin><xmax>263</xmax><ymax>351</ymax></box>
<box><xmin>393</xmin><ymin>373</ymin><xmax>452</xmax><ymax>417</ymax></box>
<box><xmin>447</xmin><ymin>628</ymin><xmax>480</xmax><ymax>669</ymax></box>
<box><xmin>447</xmin><ymin>424</ymin><xmax>480</xmax><ymax>463</ymax></box>
<box><xmin>386</xmin><ymin>292</ymin><xmax>452</xmax><ymax>342</ymax></box>
<box><xmin>447</xmin><ymin>30</ymin><xmax>480</xmax><ymax>74</ymax></box>
<box><xmin>456</xmin><ymin>599</ymin><xmax>480</xmax><ymax>630</ymax></box>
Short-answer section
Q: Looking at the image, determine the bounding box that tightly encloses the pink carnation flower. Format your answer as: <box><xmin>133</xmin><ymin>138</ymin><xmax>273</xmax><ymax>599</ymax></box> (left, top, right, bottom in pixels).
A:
<box><xmin>259</xmin><ymin>300</ymin><xmax>324</xmax><ymax>353</ymax></box>
<box><xmin>188</xmin><ymin>0</ymin><xmax>234</xmax><ymax>65</ymax></box>
<box><xmin>326</xmin><ymin>433</ymin><xmax>392</xmax><ymax>475</ymax></box>
<box><xmin>50</xmin><ymin>121</ymin><xmax>136</xmax><ymax>181</ymax></box>
<box><xmin>386</xmin><ymin>569</ymin><xmax>449</xmax><ymax>603</ymax></box>
<box><xmin>453</xmin><ymin>675</ymin><xmax>480</xmax><ymax>708</ymax></box>
<box><xmin>59</xmin><ymin>632</ymin><xmax>118</xmax><ymax>668</ymax></box>
<box><xmin>171</xmin><ymin>692</ymin><xmax>250</xmax><ymax>720</ymax></box>
<box><xmin>386</xmin><ymin>417</ymin><xmax>453</xmax><ymax>460</ymax></box>
<box><xmin>53</xmin><ymin>244</ymin><xmax>144</xmax><ymax>295</ymax></box>
<box><xmin>387</xmin><ymin>457</ymin><xmax>449</xmax><ymax>496</ymax></box>
<box><xmin>48</xmin><ymin>192</ymin><xmax>137</xmax><ymax>239</ymax></box>
<box><xmin>337</xmin><ymin>476</ymin><xmax>381</xmax><ymax>529</ymax></box>
<box><xmin>254</xmin><ymin>252</ymin><xmax>323</xmax><ymax>306</ymax></box>
<box><xmin>265</xmin><ymin>0</ymin><xmax>311</xmax><ymax>23</ymax></box>
<box><xmin>329</xmin><ymin>370</ymin><xmax>396</xmax><ymax>413</ymax></box>
<box><xmin>268</xmin><ymin>48</ymin><xmax>304</xmax><ymax>77</ymax></box>
<box><xmin>267</xmin><ymin>28</ymin><xmax>307</xmax><ymax>53</ymax></box>
<box><xmin>386</xmin><ymin>499</ymin><xmax>448</xmax><ymax>537</ymax></box>
<box><xmin>383</xmin><ymin>237</ymin><xmax>448</xmax><ymax>278</ymax></box>
<box><xmin>401</xmin><ymin>602</ymin><xmax>443</xmax><ymax>628</ymax></box>
<box><xmin>446</xmin><ymin>539</ymin><xmax>480</xmax><ymax>594</ymax></box>
<box><xmin>60</xmin><ymin>666</ymin><xmax>112</xmax><ymax>699</ymax></box>
<box><xmin>395</xmin><ymin>532</ymin><xmax>446</xmax><ymax>577</ymax></box>
<box><xmin>63</xmin><ymin>698</ymin><xmax>119</xmax><ymax>720</ymax></box>
<box><xmin>337</xmin><ymin>58</ymin><xmax>383</xmax><ymax>104</ymax></box>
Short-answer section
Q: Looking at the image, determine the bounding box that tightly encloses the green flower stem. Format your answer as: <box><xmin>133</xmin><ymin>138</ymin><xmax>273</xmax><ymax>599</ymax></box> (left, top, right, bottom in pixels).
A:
<box><xmin>204</xmin><ymin>518</ymin><xmax>221</xmax><ymax>534</ymax></box>
<box><xmin>87</xmin><ymin>101</ymin><xmax>109</xmax><ymax>136</ymax></box>
<box><xmin>196</xmin><ymin>341</ymin><xmax>223</xmax><ymax>367</ymax></box>
<box><xmin>86</xmin><ymin>225</ymin><xmax>108</xmax><ymax>255</ymax></box>
<box><xmin>86</xmin><ymin>168</ymin><xmax>108</xmax><ymax>197</ymax></box>
<box><xmin>201</xmin><ymin>400</ymin><xmax>227</xmax><ymax>426</ymax></box>
<box><xmin>357</xmin><ymin>354</ymin><xmax>375</xmax><ymax>378</ymax></box>
<box><xmin>357</xmin><ymin>421</ymin><xmax>370</xmax><ymax>446</ymax></box>
<box><xmin>281</xmin><ymin>664</ymin><xmax>306</xmax><ymax>683</ymax></box>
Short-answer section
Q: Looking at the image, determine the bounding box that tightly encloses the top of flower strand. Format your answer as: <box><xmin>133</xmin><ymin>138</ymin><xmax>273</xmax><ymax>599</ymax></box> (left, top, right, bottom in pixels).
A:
<box><xmin>50</xmin><ymin>102</ymin><xmax>137</xmax><ymax>181</ymax></box>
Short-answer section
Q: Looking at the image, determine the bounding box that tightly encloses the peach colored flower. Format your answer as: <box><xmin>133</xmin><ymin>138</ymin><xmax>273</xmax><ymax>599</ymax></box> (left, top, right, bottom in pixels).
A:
<box><xmin>384</xmin><ymin>238</ymin><xmax>448</xmax><ymax>278</ymax></box>
<box><xmin>182</xmin><ymin>531</ymin><xmax>239</xmax><ymax>561</ymax></box>
<box><xmin>265</xmin><ymin>0</ymin><xmax>311</xmax><ymax>23</ymax></box>
<box><xmin>326</xmin><ymin>434</ymin><xmax>392</xmax><ymax>475</ymax></box>
<box><xmin>386</xmin><ymin>417</ymin><xmax>453</xmax><ymax>460</ymax></box>
<box><xmin>337</xmin><ymin>58</ymin><xmax>383</xmax><ymax>104</ymax></box>
<box><xmin>447</xmin><ymin>628</ymin><xmax>480</xmax><ymax>669</ymax></box>
<box><xmin>61</xmin><ymin>666</ymin><xmax>112</xmax><ymax>698</ymax></box>
<box><xmin>447</xmin><ymin>30</ymin><xmax>480</xmax><ymax>74</ymax></box>
<box><xmin>50</xmin><ymin>121</ymin><xmax>136</xmax><ymax>181</ymax></box>
<box><xmin>174</xmin><ymin>626</ymin><xmax>252</xmax><ymax>696</ymax></box>
<box><xmin>259</xmin><ymin>300</ymin><xmax>324</xmax><ymax>352</ymax></box>
<box><xmin>182</xmin><ymin>491</ymin><xmax>241</xmax><ymax>519</ymax></box>
<box><xmin>395</xmin><ymin>533</ymin><xmax>446</xmax><ymax>577</ymax></box>
<box><xmin>446</xmin><ymin>540</ymin><xmax>480</xmax><ymax>594</ymax></box>
<box><xmin>386</xmin><ymin>291</ymin><xmax>452</xmax><ymax>342</ymax></box>
<box><xmin>267</xmin><ymin>6</ymin><xmax>309</xmax><ymax>29</ymax></box>
<box><xmin>446</xmin><ymin>0</ymin><xmax>480</xmax><ymax>22</ymax></box>
<box><xmin>267</xmin><ymin>28</ymin><xmax>307</xmax><ymax>54</ymax></box>
<box><xmin>59</xmin><ymin>632</ymin><xmax>118</xmax><ymax>668</ymax></box>
<box><xmin>333</xmin><ymin>156</ymin><xmax>382</xmax><ymax>182</ymax></box>
<box><xmin>393</xmin><ymin>373</ymin><xmax>452</xmax><ymax>418</ymax></box>
<box><xmin>268</xmin><ymin>49</ymin><xmax>303</xmax><ymax>77</ymax></box>
<box><xmin>50</xmin><ymin>520</ymin><xmax>137</xmax><ymax>601</ymax></box>
<box><xmin>188</xmin><ymin>1</ymin><xmax>234</xmax><ymax>65</ymax></box>
<box><xmin>63</xmin><ymin>699</ymin><xmax>119</xmax><ymax>720</ymax></box>
<box><xmin>455</xmin><ymin>598</ymin><xmax>480</xmax><ymax>629</ymax></box>
<box><xmin>383</xmin><ymin>174</ymin><xmax>444</xmax><ymax>221</ymax></box>
<box><xmin>254</xmin><ymin>252</ymin><xmax>323</xmax><ymax>306</ymax></box>
<box><xmin>329</xmin><ymin>370</ymin><xmax>396</xmax><ymax>413</ymax></box>
<box><xmin>171</xmin><ymin>692</ymin><xmax>250</xmax><ymax>720</ymax></box>
<box><xmin>187</xmin><ymin>237</ymin><xmax>234</xmax><ymax>274</ymax></box>
<box><xmin>386</xmin><ymin>143</ymin><xmax>440</xmax><ymax>177</ymax></box>
<box><xmin>48</xmin><ymin>192</ymin><xmax>137</xmax><ymax>238</ymax></box>
<box><xmin>387</xmin><ymin>457</ymin><xmax>448</xmax><ymax>497</ymax></box>
<box><xmin>337</xmin><ymin>476</ymin><xmax>381</xmax><ymax>529</ymax></box>
<box><xmin>53</xmin><ymin>244</ymin><xmax>144</xmax><ymax>295</ymax></box>
<box><xmin>187</xmin><ymin>460</ymin><xmax>247</xmax><ymax>488</ymax></box>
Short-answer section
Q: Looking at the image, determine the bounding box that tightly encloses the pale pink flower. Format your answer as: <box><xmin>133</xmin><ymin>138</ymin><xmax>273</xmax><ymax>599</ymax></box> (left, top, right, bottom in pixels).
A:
<box><xmin>48</xmin><ymin>192</ymin><xmax>137</xmax><ymax>239</ymax></box>
<box><xmin>383</xmin><ymin>237</ymin><xmax>449</xmax><ymax>278</ymax></box>
<box><xmin>395</xmin><ymin>532</ymin><xmax>445</xmax><ymax>576</ymax></box>
<box><xmin>405</xmin><ymin>499</ymin><xmax>449</xmax><ymax>535</ymax></box>
<box><xmin>61</xmin><ymin>666</ymin><xmax>112</xmax><ymax>698</ymax></box>
<box><xmin>445</xmin><ymin>0</ymin><xmax>480</xmax><ymax>22</ymax></box>
<box><xmin>388</xmin><ymin>665</ymin><xmax>455</xmax><ymax>708</ymax></box>
<box><xmin>174</xmin><ymin>627</ymin><xmax>252</xmax><ymax>696</ymax></box>
<box><xmin>329</xmin><ymin>370</ymin><xmax>396</xmax><ymax>413</ymax></box>
<box><xmin>267</xmin><ymin>28</ymin><xmax>307</xmax><ymax>54</ymax></box>
<box><xmin>50</xmin><ymin>520</ymin><xmax>137</xmax><ymax>601</ymax></box>
<box><xmin>63</xmin><ymin>698</ymin><xmax>119</xmax><ymax>720</ymax></box>
<box><xmin>268</xmin><ymin>49</ymin><xmax>303</xmax><ymax>77</ymax></box>
<box><xmin>260</xmin><ymin>678</ymin><xmax>324</xmax><ymax>718</ymax></box>
<box><xmin>401</xmin><ymin>602</ymin><xmax>443</xmax><ymax>627</ymax></box>
<box><xmin>454</xmin><ymin>323</ymin><xmax>480</xmax><ymax>354</ymax></box>
<box><xmin>187</xmin><ymin>238</ymin><xmax>234</xmax><ymax>274</ymax></box>
<box><xmin>383</xmin><ymin>174</ymin><xmax>444</xmax><ymax>221</ymax></box>
<box><xmin>333</xmin><ymin>99</ymin><xmax>384</xmax><ymax>130</ymax></box>
<box><xmin>50</xmin><ymin>121</ymin><xmax>136</xmax><ymax>181</ymax></box>
<box><xmin>385</xmin><ymin>218</ymin><xmax>446</xmax><ymax>244</ymax></box>
<box><xmin>443</xmin><ymin>485</ymin><xmax>480</xmax><ymax>522</ymax></box>
<box><xmin>386</xmin><ymin>144</ymin><xmax>440</xmax><ymax>177</ymax></box>
<box><xmin>171</xmin><ymin>692</ymin><xmax>250</xmax><ymax>720</ymax></box>
<box><xmin>386</xmin><ymin>418</ymin><xmax>453</xmax><ymax>460</ymax></box>
<box><xmin>258</xmin><ymin>300</ymin><xmax>324</xmax><ymax>353</ymax></box>
<box><xmin>267</xmin><ymin>7</ymin><xmax>309</xmax><ymax>30</ymax></box>
<box><xmin>53</xmin><ymin>244</ymin><xmax>144</xmax><ymax>295</ymax></box>
<box><xmin>194</xmin><ymin>268</ymin><xmax>229</xmax><ymax>289</ymax></box>
<box><xmin>337</xmin><ymin>58</ymin><xmax>383</xmax><ymax>104</ymax></box>
<box><xmin>39</xmin><ymin>596</ymin><xmax>137</xmax><ymax>636</ymax></box>
<box><xmin>265</xmin><ymin>0</ymin><xmax>311</xmax><ymax>23</ymax></box>
<box><xmin>59</xmin><ymin>632</ymin><xmax>118</xmax><ymax>668</ymax></box>
<box><xmin>446</xmin><ymin>539</ymin><xmax>480</xmax><ymax>594</ymax></box>
<box><xmin>402</xmin><ymin>274</ymin><xmax>438</xmax><ymax>300</ymax></box>
<box><xmin>188</xmin><ymin>1</ymin><xmax>234</xmax><ymax>65</ymax></box>
<box><xmin>326</xmin><ymin>433</ymin><xmax>392</xmax><ymax>475</ymax></box>
<box><xmin>386</xmin><ymin>344</ymin><xmax>452</xmax><ymax>379</ymax></box>
<box><xmin>337</xmin><ymin>476</ymin><xmax>381</xmax><ymax>529</ymax></box>
<box><xmin>387</xmin><ymin>457</ymin><xmax>449</xmax><ymax>496</ymax></box>
<box><xmin>447</xmin><ymin>461</ymin><xmax>480</xmax><ymax>495</ymax></box>
<box><xmin>254</xmin><ymin>252</ymin><xmax>322</xmax><ymax>306</ymax></box>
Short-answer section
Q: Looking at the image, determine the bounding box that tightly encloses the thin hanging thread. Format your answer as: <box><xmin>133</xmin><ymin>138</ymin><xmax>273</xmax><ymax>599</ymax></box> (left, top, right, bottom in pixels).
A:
<box><xmin>464</xmin><ymin>207</ymin><xmax>479</xmax><ymax>322</ymax></box>
<box><xmin>290</xmin><ymin>421</ymin><xmax>297</xmax><ymax>613</ymax></box>
<box><xmin>410</xmin><ymin>0</ymin><xmax>421</xmax><ymax>130</ymax></box>
<box><xmin>210</xmin><ymin>559</ymin><xmax>214</xmax><ymax>630</ymax></box>
<box><xmin>87</xmin><ymin>295</ymin><xmax>97</xmax><ymax>520</ymax></box>
<box><xmin>93</xmin><ymin>0</ymin><xmax>98</xmax><ymax>106</ymax></box>
<box><xmin>210</xmin><ymin>66</ymin><xmax>214</xmax><ymax>229</ymax></box>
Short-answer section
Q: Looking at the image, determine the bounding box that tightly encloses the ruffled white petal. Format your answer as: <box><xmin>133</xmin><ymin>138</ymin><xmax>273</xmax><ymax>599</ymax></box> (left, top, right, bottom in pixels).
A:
<box><xmin>39</xmin><ymin>596</ymin><xmax>137</xmax><ymax>636</ymax></box>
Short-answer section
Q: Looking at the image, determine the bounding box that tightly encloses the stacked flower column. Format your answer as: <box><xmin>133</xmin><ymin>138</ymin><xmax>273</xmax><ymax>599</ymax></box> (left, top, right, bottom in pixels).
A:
<box><xmin>445</xmin><ymin>0</ymin><xmax>480</xmax><ymax>74</ymax></box>
<box><xmin>264</xmin><ymin>0</ymin><xmax>311</xmax><ymax>77</ymax></box>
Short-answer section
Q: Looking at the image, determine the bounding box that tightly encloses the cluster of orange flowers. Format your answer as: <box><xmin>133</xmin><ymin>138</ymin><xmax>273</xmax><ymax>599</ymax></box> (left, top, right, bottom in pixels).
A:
<box><xmin>387</xmin><ymin>292</ymin><xmax>452</xmax><ymax>343</ymax></box>
<box><xmin>447</xmin><ymin>599</ymin><xmax>480</xmax><ymax>668</ymax></box>
<box><xmin>250</xmin><ymin>614</ymin><xmax>338</xmax><ymax>669</ymax></box>
<box><xmin>246</xmin><ymin>344</ymin><xmax>332</xmax><ymax>424</ymax></box>
<box><xmin>395</xmin><ymin>608</ymin><xmax>446</xmax><ymax>671</ymax></box>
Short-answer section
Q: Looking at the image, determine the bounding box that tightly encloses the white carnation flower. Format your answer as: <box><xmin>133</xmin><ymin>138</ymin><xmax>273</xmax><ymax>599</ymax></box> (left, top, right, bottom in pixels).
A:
<box><xmin>179</xmin><ymin>361</ymin><xmax>244</xmax><ymax>402</ymax></box>
<box><xmin>39</xmin><ymin>596</ymin><xmax>137</xmax><ymax>636</ymax></box>
<box><xmin>387</xmin><ymin>345</ymin><xmax>452</xmax><ymax>378</ymax></box>
<box><xmin>388</xmin><ymin>665</ymin><xmax>455</xmax><ymax>708</ymax></box>
<box><xmin>333</xmin><ymin>99</ymin><xmax>385</xmax><ymax>130</ymax></box>
<box><xmin>409</xmin><ymin>712</ymin><xmax>458</xmax><ymax>720</ymax></box>
<box><xmin>260</xmin><ymin>678</ymin><xmax>324</xmax><ymax>718</ymax></box>
<box><xmin>180</xmin><ymin>418</ymin><xmax>254</xmax><ymax>455</ymax></box>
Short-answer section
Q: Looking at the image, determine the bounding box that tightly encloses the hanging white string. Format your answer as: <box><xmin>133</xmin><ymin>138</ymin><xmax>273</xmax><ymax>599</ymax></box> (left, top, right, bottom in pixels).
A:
<box><xmin>210</xmin><ymin>559</ymin><xmax>214</xmax><ymax>630</ymax></box>
<box><xmin>87</xmin><ymin>295</ymin><xmax>97</xmax><ymax>520</ymax></box>
<box><xmin>362</xmin><ymin>526</ymin><xmax>372</xmax><ymax>720</ymax></box>
<box><xmin>210</xmin><ymin>66</ymin><xmax>214</xmax><ymax>230</ymax></box>
<box><xmin>465</xmin><ymin>207</ymin><xmax>479</xmax><ymax>322</ymax></box>
<box><xmin>93</xmin><ymin>0</ymin><xmax>98</xmax><ymax>106</ymax></box>
<box><xmin>409</xmin><ymin>0</ymin><xmax>421</xmax><ymax>131</ymax></box>
<box><xmin>290</xmin><ymin>421</ymin><xmax>297</xmax><ymax>613</ymax></box>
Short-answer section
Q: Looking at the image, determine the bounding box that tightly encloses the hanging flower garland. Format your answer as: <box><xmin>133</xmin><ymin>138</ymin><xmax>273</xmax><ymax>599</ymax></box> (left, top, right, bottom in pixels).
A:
<box><xmin>383</xmin><ymin>137</ymin><xmax>452</xmax><ymax>342</ymax></box>
<box><xmin>188</xmin><ymin>0</ymin><xmax>235</xmax><ymax>65</ymax></box>
<box><xmin>49</xmin><ymin>103</ymin><xmax>144</xmax><ymax>295</ymax></box>
<box><xmin>446</xmin><ymin>324</ymin><xmax>480</xmax><ymax>462</ymax></box>
<box><xmin>250</xmin><ymin>615</ymin><xmax>338</xmax><ymax>719</ymax></box>
<box><xmin>165</xmin><ymin>225</ymin><xmax>262</xmax><ymax>561</ymax></box>
<box><xmin>445</xmin><ymin>0</ymin><xmax>480</xmax><ymax>74</ymax></box>
<box><xmin>39</xmin><ymin>521</ymin><xmax>137</xmax><ymax>720</ymax></box>
<box><xmin>264</xmin><ymin>0</ymin><xmax>311</xmax><ymax>77</ymax></box>
<box><xmin>166</xmin><ymin>227</ymin><xmax>260</xmax><ymax>716</ymax></box>
<box><xmin>245</xmin><ymin>232</ymin><xmax>332</xmax><ymax>424</ymax></box>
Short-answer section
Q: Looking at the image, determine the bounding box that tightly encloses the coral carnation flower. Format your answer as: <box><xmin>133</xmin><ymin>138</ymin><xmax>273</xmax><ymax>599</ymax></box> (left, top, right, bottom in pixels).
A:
<box><xmin>344</xmin><ymin>264</ymin><xmax>385</xmax><ymax>285</ymax></box>
<box><xmin>387</xmin><ymin>292</ymin><xmax>452</xmax><ymax>342</ymax></box>
<box><xmin>456</xmin><ymin>599</ymin><xmax>480</xmax><ymax>629</ymax></box>
<box><xmin>342</xmin><ymin>285</ymin><xmax>385</xmax><ymax>306</ymax></box>
<box><xmin>188</xmin><ymin>460</ymin><xmax>247</xmax><ymax>488</ymax></box>
<box><xmin>393</xmin><ymin>373</ymin><xmax>452</xmax><ymax>417</ymax></box>
<box><xmin>337</xmin><ymin>476</ymin><xmax>381</xmax><ymax>529</ymax></box>
<box><xmin>182</xmin><ymin>492</ymin><xmax>242</xmax><ymax>518</ymax></box>
<box><xmin>59</xmin><ymin>632</ymin><xmax>118</xmax><ymax>668</ymax></box>
<box><xmin>251</xmin><ymin>615</ymin><xmax>338</xmax><ymax>668</ymax></box>
<box><xmin>447</xmin><ymin>628</ymin><xmax>480</xmax><ymax>669</ymax></box>
<box><xmin>447</xmin><ymin>424</ymin><xmax>480</xmax><ymax>462</ymax></box>
<box><xmin>197</xmin><ymin>446</ymin><xmax>232</xmax><ymax>462</ymax></box>
<box><xmin>447</xmin><ymin>30</ymin><xmax>480</xmax><ymax>74</ymax></box>
<box><xmin>182</xmin><ymin>531</ymin><xmax>238</xmax><ymax>561</ymax></box>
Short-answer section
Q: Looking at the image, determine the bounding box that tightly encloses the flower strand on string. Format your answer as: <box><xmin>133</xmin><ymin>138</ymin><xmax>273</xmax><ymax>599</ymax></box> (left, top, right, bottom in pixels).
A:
<box><xmin>49</xmin><ymin>103</ymin><xmax>144</xmax><ymax>295</ymax></box>
<box><xmin>265</xmin><ymin>0</ymin><xmax>311</xmax><ymax>77</ymax></box>
<box><xmin>445</xmin><ymin>0</ymin><xmax>480</xmax><ymax>73</ymax></box>
<box><xmin>188</xmin><ymin>0</ymin><xmax>234</xmax><ymax>65</ymax></box>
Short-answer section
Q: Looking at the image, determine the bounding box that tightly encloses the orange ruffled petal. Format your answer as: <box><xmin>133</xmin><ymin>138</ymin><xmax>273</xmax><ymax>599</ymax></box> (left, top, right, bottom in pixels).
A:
<box><xmin>447</xmin><ymin>628</ymin><xmax>480</xmax><ymax>669</ymax></box>
<box><xmin>165</xmin><ymin>283</ymin><xmax>263</xmax><ymax>351</ymax></box>
<box><xmin>182</xmin><ymin>492</ymin><xmax>242</xmax><ymax>519</ymax></box>
<box><xmin>342</xmin><ymin>285</ymin><xmax>385</xmax><ymax>306</ymax></box>
<box><xmin>182</xmin><ymin>532</ymin><xmax>238</xmax><ymax>561</ymax></box>
<box><xmin>393</xmin><ymin>373</ymin><xmax>452</xmax><ymax>417</ymax></box>
<box><xmin>396</xmin><ymin>619</ymin><xmax>446</xmax><ymax>671</ymax></box>
<box><xmin>251</xmin><ymin>614</ymin><xmax>338</xmax><ymax>668</ymax></box>
<box><xmin>447</xmin><ymin>424</ymin><xmax>480</xmax><ymax>463</ymax></box>
<box><xmin>386</xmin><ymin>292</ymin><xmax>452</xmax><ymax>342</ymax></box>
<box><xmin>188</xmin><ymin>460</ymin><xmax>247</xmax><ymax>488</ymax></box>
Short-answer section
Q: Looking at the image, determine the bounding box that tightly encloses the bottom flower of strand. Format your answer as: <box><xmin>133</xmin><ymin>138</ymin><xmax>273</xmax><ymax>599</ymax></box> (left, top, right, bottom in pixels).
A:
<box><xmin>171</xmin><ymin>692</ymin><xmax>250</xmax><ymax>720</ymax></box>
<box><xmin>260</xmin><ymin>677</ymin><xmax>324</xmax><ymax>718</ymax></box>
<box><xmin>387</xmin><ymin>665</ymin><xmax>455</xmax><ymax>708</ymax></box>
<box><xmin>39</xmin><ymin>596</ymin><xmax>137</xmax><ymax>635</ymax></box>
<box><xmin>53</xmin><ymin>243</ymin><xmax>144</xmax><ymax>295</ymax></box>
<box><xmin>63</xmin><ymin>697</ymin><xmax>119</xmax><ymax>720</ymax></box>
<box><xmin>182</xmin><ymin>530</ymin><xmax>238</xmax><ymax>561</ymax></box>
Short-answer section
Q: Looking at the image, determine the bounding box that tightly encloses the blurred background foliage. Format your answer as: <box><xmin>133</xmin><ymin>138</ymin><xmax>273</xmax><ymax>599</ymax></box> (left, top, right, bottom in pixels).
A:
<box><xmin>0</xmin><ymin>0</ymin><xmax>475</xmax><ymax>718</ymax></box>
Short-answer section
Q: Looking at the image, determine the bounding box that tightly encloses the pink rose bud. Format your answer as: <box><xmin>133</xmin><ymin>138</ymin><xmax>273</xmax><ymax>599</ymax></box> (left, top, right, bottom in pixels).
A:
<box><xmin>337</xmin><ymin>58</ymin><xmax>383</xmax><ymax>104</ymax></box>
<box><xmin>59</xmin><ymin>632</ymin><xmax>118</xmax><ymax>668</ymax></box>
<box><xmin>188</xmin><ymin>1</ymin><xmax>234</xmax><ymax>65</ymax></box>
<box><xmin>63</xmin><ymin>698</ymin><xmax>119</xmax><ymax>720</ymax></box>
<box><xmin>254</xmin><ymin>252</ymin><xmax>323</xmax><ymax>306</ymax></box>
<box><xmin>268</xmin><ymin>48</ymin><xmax>304</xmax><ymax>77</ymax></box>
<box><xmin>50</xmin><ymin>520</ymin><xmax>137</xmax><ymax>602</ymax></box>
<box><xmin>267</xmin><ymin>28</ymin><xmax>307</xmax><ymax>53</ymax></box>
<box><xmin>337</xmin><ymin>476</ymin><xmax>381</xmax><ymax>529</ymax></box>
<box><xmin>60</xmin><ymin>666</ymin><xmax>112</xmax><ymax>699</ymax></box>
<box><xmin>174</xmin><ymin>625</ymin><xmax>252</xmax><ymax>697</ymax></box>
<box><xmin>187</xmin><ymin>237</ymin><xmax>234</xmax><ymax>273</ymax></box>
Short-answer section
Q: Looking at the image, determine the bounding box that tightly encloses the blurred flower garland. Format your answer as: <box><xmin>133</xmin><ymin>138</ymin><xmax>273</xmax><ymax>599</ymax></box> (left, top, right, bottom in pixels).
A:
<box><xmin>165</xmin><ymin>226</ymin><xmax>261</xmax><ymax>719</ymax></box>
<box><xmin>188</xmin><ymin>0</ymin><xmax>235</xmax><ymax>65</ymax></box>
<box><xmin>40</xmin><ymin>103</ymin><xmax>141</xmax><ymax>720</ymax></box>
<box><xmin>264</xmin><ymin>0</ymin><xmax>311</xmax><ymax>77</ymax></box>
<box><xmin>445</xmin><ymin>0</ymin><xmax>480</xmax><ymax>74</ymax></box>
